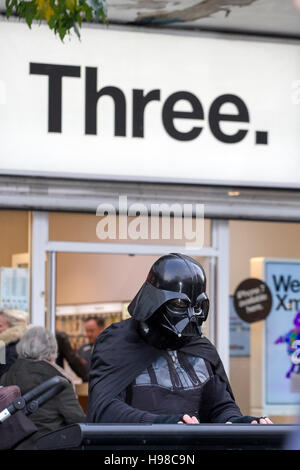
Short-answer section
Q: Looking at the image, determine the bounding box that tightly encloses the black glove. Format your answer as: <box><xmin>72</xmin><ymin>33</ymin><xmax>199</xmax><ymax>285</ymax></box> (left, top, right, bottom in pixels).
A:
<box><xmin>154</xmin><ymin>414</ymin><xmax>185</xmax><ymax>424</ymax></box>
<box><xmin>228</xmin><ymin>415</ymin><xmax>266</xmax><ymax>423</ymax></box>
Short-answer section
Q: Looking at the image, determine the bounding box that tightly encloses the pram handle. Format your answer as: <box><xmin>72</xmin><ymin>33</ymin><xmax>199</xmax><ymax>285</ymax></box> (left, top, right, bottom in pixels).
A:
<box><xmin>0</xmin><ymin>375</ymin><xmax>68</xmax><ymax>423</ymax></box>
<box><xmin>25</xmin><ymin>381</ymin><xmax>68</xmax><ymax>414</ymax></box>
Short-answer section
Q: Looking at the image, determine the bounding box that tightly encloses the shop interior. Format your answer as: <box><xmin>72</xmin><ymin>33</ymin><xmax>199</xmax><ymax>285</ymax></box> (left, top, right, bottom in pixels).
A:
<box><xmin>1</xmin><ymin>209</ymin><xmax>300</xmax><ymax>422</ymax></box>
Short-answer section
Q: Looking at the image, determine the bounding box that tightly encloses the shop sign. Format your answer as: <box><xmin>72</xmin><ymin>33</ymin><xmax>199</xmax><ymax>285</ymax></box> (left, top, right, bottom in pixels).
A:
<box><xmin>1</xmin><ymin>21</ymin><xmax>300</xmax><ymax>187</ymax></box>
<box><xmin>233</xmin><ymin>278</ymin><xmax>272</xmax><ymax>323</ymax></box>
<box><xmin>265</xmin><ymin>260</ymin><xmax>300</xmax><ymax>404</ymax></box>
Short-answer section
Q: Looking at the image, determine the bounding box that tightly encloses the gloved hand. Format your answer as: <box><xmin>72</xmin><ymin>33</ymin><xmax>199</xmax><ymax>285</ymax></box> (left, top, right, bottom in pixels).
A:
<box><xmin>154</xmin><ymin>413</ymin><xmax>200</xmax><ymax>424</ymax></box>
<box><xmin>154</xmin><ymin>413</ymin><xmax>185</xmax><ymax>424</ymax></box>
<box><xmin>226</xmin><ymin>416</ymin><xmax>273</xmax><ymax>424</ymax></box>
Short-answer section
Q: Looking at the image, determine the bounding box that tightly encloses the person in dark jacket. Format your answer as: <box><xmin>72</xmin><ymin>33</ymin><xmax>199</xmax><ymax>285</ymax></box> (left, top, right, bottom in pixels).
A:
<box><xmin>0</xmin><ymin>309</ymin><xmax>28</xmax><ymax>378</ymax></box>
<box><xmin>0</xmin><ymin>326</ymin><xmax>86</xmax><ymax>449</ymax></box>
<box><xmin>77</xmin><ymin>316</ymin><xmax>105</xmax><ymax>374</ymax></box>
<box><xmin>87</xmin><ymin>254</ymin><xmax>273</xmax><ymax>426</ymax></box>
<box><xmin>56</xmin><ymin>331</ymin><xmax>89</xmax><ymax>382</ymax></box>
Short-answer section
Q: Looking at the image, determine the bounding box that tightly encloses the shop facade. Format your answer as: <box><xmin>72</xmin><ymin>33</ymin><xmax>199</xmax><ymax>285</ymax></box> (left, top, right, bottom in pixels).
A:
<box><xmin>1</xmin><ymin>18</ymin><xmax>300</xmax><ymax>422</ymax></box>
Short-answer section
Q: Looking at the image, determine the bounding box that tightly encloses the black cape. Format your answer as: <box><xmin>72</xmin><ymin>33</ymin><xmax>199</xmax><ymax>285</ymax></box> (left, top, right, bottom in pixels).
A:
<box><xmin>87</xmin><ymin>318</ymin><xmax>235</xmax><ymax>422</ymax></box>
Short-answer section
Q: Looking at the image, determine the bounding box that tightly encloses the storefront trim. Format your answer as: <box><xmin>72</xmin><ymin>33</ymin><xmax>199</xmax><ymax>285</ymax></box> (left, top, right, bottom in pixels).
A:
<box><xmin>2</xmin><ymin>175</ymin><xmax>300</xmax><ymax>222</ymax></box>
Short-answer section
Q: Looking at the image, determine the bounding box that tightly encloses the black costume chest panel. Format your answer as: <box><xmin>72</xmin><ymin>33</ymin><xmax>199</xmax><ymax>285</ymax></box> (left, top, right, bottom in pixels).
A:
<box><xmin>128</xmin><ymin>351</ymin><xmax>210</xmax><ymax>417</ymax></box>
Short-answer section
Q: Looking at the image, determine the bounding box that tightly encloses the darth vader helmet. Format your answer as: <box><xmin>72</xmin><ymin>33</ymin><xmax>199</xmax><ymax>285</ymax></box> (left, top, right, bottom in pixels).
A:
<box><xmin>128</xmin><ymin>253</ymin><xmax>209</xmax><ymax>349</ymax></box>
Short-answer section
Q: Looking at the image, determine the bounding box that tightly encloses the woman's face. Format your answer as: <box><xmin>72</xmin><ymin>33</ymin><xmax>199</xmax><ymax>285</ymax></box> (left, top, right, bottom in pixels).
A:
<box><xmin>0</xmin><ymin>315</ymin><xmax>10</xmax><ymax>333</ymax></box>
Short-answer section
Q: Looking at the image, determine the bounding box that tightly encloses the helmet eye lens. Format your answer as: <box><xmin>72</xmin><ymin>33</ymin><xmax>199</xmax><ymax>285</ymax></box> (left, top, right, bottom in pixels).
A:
<box><xmin>166</xmin><ymin>298</ymin><xmax>189</xmax><ymax>313</ymax></box>
<box><xmin>194</xmin><ymin>304</ymin><xmax>201</xmax><ymax>313</ymax></box>
<box><xmin>194</xmin><ymin>299</ymin><xmax>209</xmax><ymax>316</ymax></box>
<box><xmin>165</xmin><ymin>296</ymin><xmax>209</xmax><ymax>321</ymax></box>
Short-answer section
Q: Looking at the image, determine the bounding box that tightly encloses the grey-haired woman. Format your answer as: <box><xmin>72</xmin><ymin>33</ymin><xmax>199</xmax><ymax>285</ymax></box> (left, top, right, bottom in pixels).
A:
<box><xmin>0</xmin><ymin>326</ymin><xmax>86</xmax><ymax>449</ymax></box>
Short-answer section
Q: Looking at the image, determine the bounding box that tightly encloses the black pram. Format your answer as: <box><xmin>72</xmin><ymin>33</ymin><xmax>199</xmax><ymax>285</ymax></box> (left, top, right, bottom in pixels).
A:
<box><xmin>0</xmin><ymin>376</ymin><xmax>68</xmax><ymax>450</ymax></box>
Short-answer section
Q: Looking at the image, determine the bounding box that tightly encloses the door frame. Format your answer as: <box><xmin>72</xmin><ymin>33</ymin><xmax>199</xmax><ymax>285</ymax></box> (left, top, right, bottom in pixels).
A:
<box><xmin>29</xmin><ymin>211</ymin><xmax>230</xmax><ymax>373</ymax></box>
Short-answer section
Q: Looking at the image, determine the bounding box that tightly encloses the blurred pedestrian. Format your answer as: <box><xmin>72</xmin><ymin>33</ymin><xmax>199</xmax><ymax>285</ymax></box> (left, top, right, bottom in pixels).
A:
<box><xmin>0</xmin><ymin>309</ymin><xmax>28</xmax><ymax>378</ymax></box>
<box><xmin>77</xmin><ymin>316</ymin><xmax>105</xmax><ymax>373</ymax></box>
<box><xmin>56</xmin><ymin>331</ymin><xmax>89</xmax><ymax>382</ymax></box>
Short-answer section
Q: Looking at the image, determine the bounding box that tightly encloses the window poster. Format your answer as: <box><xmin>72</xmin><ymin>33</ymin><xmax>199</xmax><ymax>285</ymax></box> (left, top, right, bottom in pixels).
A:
<box><xmin>229</xmin><ymin>296</ymin><xmax>250</xmax><ymax>357</ymax></box>
<box><xmin>265</xmin><ymin>261</ymin><xmax>300</xmax><ymax>405</ymax></box>
<box><xmin>0</xmin><ymin>268</ymin><xmax>29</xmax><ymax>312</ymax></box>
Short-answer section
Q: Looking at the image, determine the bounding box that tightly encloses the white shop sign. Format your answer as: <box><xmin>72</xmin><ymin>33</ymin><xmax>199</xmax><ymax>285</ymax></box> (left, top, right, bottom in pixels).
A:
<box><xmin>0</xmin><ymin>20</ymin><xmax>300</xmax><ymax>188</ymax></box>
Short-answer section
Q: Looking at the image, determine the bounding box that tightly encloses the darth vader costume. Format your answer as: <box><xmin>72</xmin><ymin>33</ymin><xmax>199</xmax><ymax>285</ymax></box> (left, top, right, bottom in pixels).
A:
<box><xmin>87</xmin><ymin>254</ymin><xmax>258</xmax><ymax>424</ymax></box>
